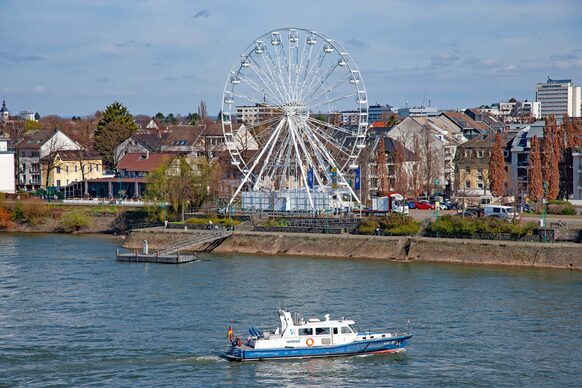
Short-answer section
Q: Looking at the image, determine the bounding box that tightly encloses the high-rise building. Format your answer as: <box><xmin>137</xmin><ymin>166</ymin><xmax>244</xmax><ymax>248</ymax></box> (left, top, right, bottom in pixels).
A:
<box><xmin>536</xmin><ymin>78</ymin><xmax>581</xmax><ymax>118</ymax></box>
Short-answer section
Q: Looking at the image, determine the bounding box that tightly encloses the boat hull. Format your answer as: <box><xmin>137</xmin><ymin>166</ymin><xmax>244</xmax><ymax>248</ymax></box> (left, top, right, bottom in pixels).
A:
<box><xmin>224</xmin><ymin>334</ymin><xmax>412</xmax><ymax>361</ymax></box>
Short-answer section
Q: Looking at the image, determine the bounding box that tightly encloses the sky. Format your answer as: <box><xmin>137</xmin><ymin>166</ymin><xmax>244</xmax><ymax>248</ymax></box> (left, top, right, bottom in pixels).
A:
<box><xmin>1</xmin><ymin>0</ymin><xmax>581</xmax><ymax>117</ymax></box>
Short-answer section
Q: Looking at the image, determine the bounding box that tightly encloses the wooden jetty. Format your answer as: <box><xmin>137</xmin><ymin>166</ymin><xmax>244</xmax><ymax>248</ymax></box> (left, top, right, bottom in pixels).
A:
<box><xmin>116</xmin><ymin>228</ymin><xmax>232</xmax><ymax>264</ymax></box>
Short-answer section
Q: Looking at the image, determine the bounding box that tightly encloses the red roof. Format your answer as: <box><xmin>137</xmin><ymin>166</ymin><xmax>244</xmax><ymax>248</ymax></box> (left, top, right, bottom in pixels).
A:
<box><xmin>369</xmin><ymin>121</ymin><xmax>390</xmax><ymax>128</ymax></box>
<box><xmin>116</xmin><ymin>152</ymin><xmax>176</xmax><ymax>172</ymax></box>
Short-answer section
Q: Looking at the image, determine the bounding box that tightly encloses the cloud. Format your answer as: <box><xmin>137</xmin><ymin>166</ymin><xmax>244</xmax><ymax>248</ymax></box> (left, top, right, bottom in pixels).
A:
<box><xmin>550</xmin><ymin>52</ymin><xmax>582</xmax><ymax>69</ymax></box>
<box><xmin>193</xmin><ymin>9</ymin><xmax>210</xmax><ymax>19</ymax></box>
<box><xmin>31</xmin><ymin>85</ymin><xmax>46</xmax><ymax>94</ymax></box>
<box><xmin>116</xmin><ymin>40</ymin><xmax>137</xmax><ymax>47</ymax></box>
<box><xmin>94</xmin><ymin>77</ymin><xmax>109</xmax><ymax>83</ymax></box>
<box><xmin>347</xmin><ymin>38</ymin><xmax>365</xmax><ymax>48</ymax></box>
<box><xmin>163</xmin><ymin>76</ymin><xmax>179</xmax><ymax>81</ymax></box>
<box><xmin>430</xmin><ymin>52</ymin><xmax>459</xmax><ymax>67</ymax></box>
<box><xmin>10</xmin><ymin>54</ymin><xmax>45</xmax><ymax>62</ymax></box>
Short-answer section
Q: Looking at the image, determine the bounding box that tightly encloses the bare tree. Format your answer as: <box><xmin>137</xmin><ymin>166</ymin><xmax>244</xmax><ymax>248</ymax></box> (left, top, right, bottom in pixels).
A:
<box><xmin>198</xmin><ymin>100</ymin><xmax>209</xmax><ymax>122</ymax></box>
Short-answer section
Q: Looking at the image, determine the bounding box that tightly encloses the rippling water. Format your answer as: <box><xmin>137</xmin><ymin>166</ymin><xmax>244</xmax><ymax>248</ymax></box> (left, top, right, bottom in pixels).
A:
<box><xmin>1</xmin><ymin>233</ymin><xmax>581</xmax><ymax>387</ymax></box>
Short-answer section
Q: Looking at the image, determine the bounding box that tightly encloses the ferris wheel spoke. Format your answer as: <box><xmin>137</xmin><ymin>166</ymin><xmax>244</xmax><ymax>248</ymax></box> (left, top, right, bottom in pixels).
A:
<box><xmin>287</xmin><ymin>117</ymin><xmax>314</xmax><ymax>208</ymax></box>
<box><xmin>246</xmin><ymin>59</ymin><xmax>287</xmax><ymax>105</ymax></box>
<box><xmin>290</xmin><ymin>117</ymin><xmax>330</xmax><ymax>189</ymax></box>
<box><xmin>268</xmin><ymin>132</ymin><xmax>292</xmax><ymax>188</ymax></box>
<box><xmin>263</xmin><ymin>50</ymin><xmax>290</xmax><ymax>101</ymax></box>
<box><xmin>303</xmin><ymin>73</ymin><xmax>350</xmax><ymax>107</ymax></box>
<box><xmin>252</xmin><ymin>117</ymin><xmax>286</xmax><ymax>190</ymax></box>
<box><xmin>256</xmin><ymin>52</ymin><xmax>288</xmax><ymax>103</ymax></box>
<box><xmin>309</xmin><ymin>92</ymin><xmax>358</xmax><ymax>110</ymax></box>
<box><xmin>300</xmin><ymin>50</ymin><xmax>328</xmax><ymax>100</ymax></box>
<box><xmin>236</xmin><ymin>72</ymin><xmax>284</xmax><ymax>107</ymax></box>
<box><xmin>306</xmin><ymin>116</ymin><xmax>357</xmax><ymax>137</ymax></box>
<box><xmin>301</xmin><ymin>62</ymin><xmax>339</xmax><ymax>102</ymax></box>
<box><xmin>294</xmin><ymin>39</ymin><xmax>311</xmax><ymax>99</ymax></box>
<box><xmin>304</xmin><ymin>120</ymin><xmax>351</xmax><ymax>159</ymax></box>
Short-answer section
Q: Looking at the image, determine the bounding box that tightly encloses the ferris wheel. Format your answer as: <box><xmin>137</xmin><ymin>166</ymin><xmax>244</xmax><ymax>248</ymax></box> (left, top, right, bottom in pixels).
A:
<box><xmin>222</xmin><ymin>28</ymin><xmax>368</xmax><ymax>210</ymax></box>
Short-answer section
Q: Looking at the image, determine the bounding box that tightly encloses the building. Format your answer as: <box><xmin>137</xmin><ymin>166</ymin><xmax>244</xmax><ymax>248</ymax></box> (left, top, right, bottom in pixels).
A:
<box><xmin>509</xmin><ymin>120</ymin><xmax>546</xmax><ymax>196</ymax></box>
<box><xmin>1</xmin><ymin>101</ymin><xmax>9</xmax><ymax>122</ymax></box>
<box><xmin>573</xmin><ymin>149</ymin><xmax>582</xmax><ymax>200</ymax></box>
<box><xmin>386</xmin><ymin>116</ymin><xmax>467</xmax><ymax>195</ymax></box>
<box><xmin>536</xmin><ymin>78</ymin><xmax>581</xmax><ymax>118</ymax></box>
<box><xmin>453</xmin><ymin>133</ymin><xmax>514</xmax><ymax>198</ymax></box>
<box><xmin>236</xmin><ymin>104</ymin><xmax>278</xmax><ymax>125</ymax></box>
<box><xmin>368</xmin><ymin>104</ymin><xmax>394</xmax><ymax>124</ymax></box>
<box><xmin>0</xmin><ymin>136</ymin><xmax>15</xmax><ymax>193</ymax></box>
<box><xmin>440</xmin><ymin>111</ymin><xmax>493</xmax><ymax>139</ymax></box>
<box><xmin>16</xmin><ymin>129</ymin><xmax>81</xmax><ymax>190</ymax></box>
<box><xmin>114</xmin><ymin>133</ymin><xmax>163</xmax><ymax>165</ymax></box>
<box><xmin>397</xmin><ymin>106</ymin><xmax>439</xmax><ymax>118</ymax></box>
<box><xmin>41</xmin><ymin>150</ymin><xmax>102</xmax><ymax>188</ymax></box>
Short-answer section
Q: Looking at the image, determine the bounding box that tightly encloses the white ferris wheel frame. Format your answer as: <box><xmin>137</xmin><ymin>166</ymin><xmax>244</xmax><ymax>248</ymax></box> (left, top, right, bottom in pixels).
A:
<box><xmin>221</xmin><ymin>27</ymin><xmax>369</xmax><ymax>210</ymax></box>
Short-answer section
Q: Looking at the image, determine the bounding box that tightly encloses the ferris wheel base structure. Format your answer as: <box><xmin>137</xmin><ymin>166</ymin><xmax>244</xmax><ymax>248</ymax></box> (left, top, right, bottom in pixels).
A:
<box><xmin>240</xmin><ymin>188</ymin><xmax>355</xmax><ymax>212</ymax></box>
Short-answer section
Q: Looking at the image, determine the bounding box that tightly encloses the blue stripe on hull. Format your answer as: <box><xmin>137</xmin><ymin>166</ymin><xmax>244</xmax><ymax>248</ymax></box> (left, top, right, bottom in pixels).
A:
<box><xmin>226</xmin><ymin>335</ymin><xmax>412</xmax><ymax>361</ymax></box>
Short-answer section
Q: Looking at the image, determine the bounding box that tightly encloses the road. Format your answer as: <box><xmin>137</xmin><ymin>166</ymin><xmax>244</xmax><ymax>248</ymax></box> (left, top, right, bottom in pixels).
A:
<box><xmin>407</xmin><ymin>209</ymin><xmax>582</xmax><ymax>226</ymax></box>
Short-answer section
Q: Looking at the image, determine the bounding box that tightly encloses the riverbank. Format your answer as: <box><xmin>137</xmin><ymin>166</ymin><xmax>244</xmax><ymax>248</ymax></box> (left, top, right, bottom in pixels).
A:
<box><xmin>123</xmin><ymin>229</ymin><xmax>582</xmax><ymax>270</ymax></box>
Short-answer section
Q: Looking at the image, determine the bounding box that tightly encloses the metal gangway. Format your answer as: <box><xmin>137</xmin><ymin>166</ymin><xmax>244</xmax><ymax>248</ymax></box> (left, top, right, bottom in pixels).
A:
<box><xmin>157</xmin><ymin>229</ymin><xmax>233</xmax><ymax>255</ymax></box>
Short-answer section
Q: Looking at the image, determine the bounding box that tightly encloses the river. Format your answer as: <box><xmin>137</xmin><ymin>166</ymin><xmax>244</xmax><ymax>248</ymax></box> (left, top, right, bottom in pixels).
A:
<box><xmin>0</xmin><ymin>233</ymin><xmax>580</xmax><ymax>387</ymax></box>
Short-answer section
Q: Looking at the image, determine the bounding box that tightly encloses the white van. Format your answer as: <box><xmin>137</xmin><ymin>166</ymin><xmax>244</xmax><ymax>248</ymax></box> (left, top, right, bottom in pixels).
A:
<box><xmin>483</xmin><ymin>205</ymin><xmax>519</xmax><ymax>221</ymax></box>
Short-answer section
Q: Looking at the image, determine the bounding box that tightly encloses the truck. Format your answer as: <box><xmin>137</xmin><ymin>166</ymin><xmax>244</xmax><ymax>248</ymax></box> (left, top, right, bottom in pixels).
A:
<box><xmin>372</xmin><ymin>193</ymin><xmax>409</xmax><ymax>215</ymax></box>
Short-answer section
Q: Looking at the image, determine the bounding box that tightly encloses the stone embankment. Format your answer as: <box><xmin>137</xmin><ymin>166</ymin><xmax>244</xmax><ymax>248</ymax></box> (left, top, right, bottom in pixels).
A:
<box><xmin>125</xmin><ymin>229</ymin><xmax>582</xmax><ymax>270</ymax></box>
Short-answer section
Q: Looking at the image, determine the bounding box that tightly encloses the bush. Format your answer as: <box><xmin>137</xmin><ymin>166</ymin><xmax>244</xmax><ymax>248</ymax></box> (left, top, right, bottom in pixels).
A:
<box><xmin>11</xmin><ymin>202</ymin><xmax>25</xmax><ymax>223</ymax></box>
<box><xmin>379</xmin><ymin>214</ymin><xmax>420</xmax><ymax>235</ymax></box>
<box><xmin>547</xmin><ymin>202</ymin><xmax>576</xmax><ymax>215</ymax></box>
<box><xmin>23</xmin><ymin>200</ymin><xmax>49</xmax><ymax>225</ymax></box>
<box><xmin>185</xmin><ymin>216</ymin><xmax>241</xmax><ymax>226</ymax></box>
<box><xmin>260</xmin><ymin>218</ymin><xmax>290</xmax><ymax>227</ymax></box>
<box><xmin>357</xmin><ymin>218</ymin><xmax>379</xmax><ymax>235</ymax></box>
<box><xmin>428</xmin><ymin>215</ymin><xmax>536</xmax><ymax>238</ymax></box>
<box><xmin>60</xmin><ymin>212</ymin><xmax>90</xmax><ymax>232</ymax></box>
<box><xmin>388</xmin><ymin>222</ymin><xmax>420</xmax><ymax>236</ymax></box>
<box><xmin>0</xmin><ymin>207</ymin><xmax>12</xmax><ymax>229</ymax></box>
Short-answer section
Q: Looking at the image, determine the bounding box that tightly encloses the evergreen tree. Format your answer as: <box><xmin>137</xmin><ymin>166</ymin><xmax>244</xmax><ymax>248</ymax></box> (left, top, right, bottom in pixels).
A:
<box><xmin>94</xmin><ymin>101</ymin><xmax>139</xmax><ymax>168</ymax></box>
<box><xmin>488</xmin><ymin>133</ymin><xmax>507</xmax><ymax>197</ymax></box>
<box><xmin>154</xmin><ymin>112</ymin><xmax>165</xmax><ymax>121</ymax></box>
<box><xmin>528</xmin><ymin>136</ymin><xmax>543</xmax><ymax>201</ymax></box>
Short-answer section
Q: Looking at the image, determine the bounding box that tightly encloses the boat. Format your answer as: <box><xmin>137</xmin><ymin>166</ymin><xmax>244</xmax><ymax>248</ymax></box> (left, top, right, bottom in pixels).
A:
<box><xmin>224</xmin><ymin>309</ymin><xmax>412</xmax><ymax>361</ymax></box>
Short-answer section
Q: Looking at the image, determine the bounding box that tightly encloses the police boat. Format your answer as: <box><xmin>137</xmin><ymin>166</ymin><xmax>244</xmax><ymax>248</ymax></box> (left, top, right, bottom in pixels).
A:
<box><xmin>224</xmin><ymin>309</ymin><xmax>412</xmax><ymax>361</ymax></box>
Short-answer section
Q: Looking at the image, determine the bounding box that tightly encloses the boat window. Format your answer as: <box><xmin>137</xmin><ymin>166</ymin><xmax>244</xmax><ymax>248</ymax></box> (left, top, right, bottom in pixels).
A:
<box><xmin>341</xmin><ymin>326</ymin><xmax>352</xmax><ymax>334</ymax></box>
<box><xmin>315</xmin><ymin>327</ymin><xmax>330</xmax><ymax>336</ymax></box>
<box><xmin>333</xmin><ymin>327</ymin><xmax>338</xmax><ymax>335</ymax></box>
<box><xmin>299</xmin><ymin>328</ymin><xmax>313</xmax><ymax>336</ymax></box>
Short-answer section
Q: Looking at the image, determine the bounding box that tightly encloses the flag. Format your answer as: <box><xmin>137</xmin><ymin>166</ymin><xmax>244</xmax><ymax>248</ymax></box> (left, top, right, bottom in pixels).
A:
<box><xmin>307</xmin><ymin>167</ymin><xmax>314</xmax><ymax>189</ymax></box>
<box><xmin>227</xmin><ymin>325</ymin><xmax>233</xmax><ymax>340</ymax></box>
<box><xmin>354</xmin><ymin>166</ymin><xmax>361</xmax><ymax>190</ymax></box>
<box><xmin>331</xmin><ymin>167</ymin><xmax>337</xmax><ymax>189</ymax></box>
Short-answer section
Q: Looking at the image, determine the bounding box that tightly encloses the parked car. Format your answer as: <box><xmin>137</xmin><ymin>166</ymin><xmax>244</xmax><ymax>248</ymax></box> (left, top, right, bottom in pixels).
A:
<box><xmin>415</xmin><ymin>200</ymin><xmax>435</xmax><ymax>210</ymax></box>
<box><xmin>457</xmin><ymin>210</ymin><xmax>478</xmax><ymax>218</ymax></box>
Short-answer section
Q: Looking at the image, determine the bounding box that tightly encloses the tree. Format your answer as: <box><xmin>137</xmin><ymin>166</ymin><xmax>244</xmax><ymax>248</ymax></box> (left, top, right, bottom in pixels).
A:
<box><xmin>155</xmin><ymin>112</ymin><xmax>165</xmax><ymax>121</ymax></box>
<box><xmin>488</xmin><ymin>133</ymin><xmax>507</xmax><ymax>197</ymax></box>
<box><xmin>528</xmin><ymin>136</ymin><xmax>543</xmax><ymax>201</ymax></box>
<box><xmin>376</xmin><ymin>137</ymin><xmax>389</xmax><ymax>196</ymax></box>
<box><xmin>198</xmin><ymin>100</ymin><xmax>208</xmax><ymax>122</ymax></box>
<box><xmin>34</xmin><ymin>112</ymin><xmax>41</xmax><ymax>120</ymax></box>
<box><xmin>393</xmin><ymin>139</ymin><xmax>408</xmax><ymax>195</ymax></box>
<box><xmin>165</xmin><ymin>113</ymin><xmax>176</xmax><ymax>124</ymax></box>
<box><xmin>187</xmin><ymin>112</ymin><xmax>200</xmax><ymax>125</ymax></box>
<box><xmin>542</xmin><ymin>115</ymin><xmax>560</xmax><ymax>199</ymax></box>
<box><xmin>94</xmin><ymin>101</ymin><xmax>139</xmax><ymax>168</ymax></box>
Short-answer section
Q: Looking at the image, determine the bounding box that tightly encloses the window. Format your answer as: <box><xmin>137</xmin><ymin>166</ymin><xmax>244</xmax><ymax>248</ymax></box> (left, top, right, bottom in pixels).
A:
<box><xmin>96</xmin><ymin>165</ymin><xmax>99</xmax><ymax>172</ymax></box>
<box><xmin>477</xmin><ymin>183</ymin><xmax>483</xmax><ymax>189</ymax></box>
<box><xmin>465</xmin><ymin>181</ymin><xmax>471</xmax><ymax>189</ymax></box>
<box><xmin>477</xmin><ymin>150</ymin><xmax>484</xmax><ymax>158</ymax></box>
<box><xmin>56</xmin><ymin>180</ymin><xmax>61</xmax><ymax>187</ymax></box>
<box><xmin>465</xmin><ymin>166</ymin><xmax>470</xmax><ymax>173</ymax></box>
<box><xmin>315</xmin><ymin>327</ymin><xmax>330</xmax><ymax>336</ymax></box>
<box><xmin>464</xmin><ymin>150</ymin><xmax>471</xmax><ymax>157</ymax></box>
<box><xmin>56</xmin><ymin>167</ymin><xmax>61</xmax><ymax>174</ymax></box>
<box><xmin>341</xmin><ymin>326</ymin><xmax>353</xmax><ymax>334</ymax></box>
<box><xmin>299</xmin><ymin>328</ymin><xmax>313</xmax><ymax>336</ymax></box>
<box><xmin>493</xmin><ymin>207</ymin><xmax>500</xmax><ymax>213</ymax></box>
<box><xmin>75</xmin><ymin>166</ymin><xmax>78</xmax><ymax>172</ymax></box>
<box><xmin>333</xmin><ymin>327</ymin><xmax>338</xmax><ymax>335</ymax></box>
<box><xmin>65</xmin><ymin>166</ymin><xmax>69</xmax><ymax>173</ymax></box>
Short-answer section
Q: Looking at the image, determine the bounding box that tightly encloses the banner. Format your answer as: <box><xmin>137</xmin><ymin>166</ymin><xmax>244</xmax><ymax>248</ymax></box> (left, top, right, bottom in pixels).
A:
<box><xmin>354</xmin><ymin>166</ymin><xmax>361</xmax><ymax>191</ymax></box>
<box><xmin>307</xmin><ymin>167</ymin><xmax>314</xmax><ymax>189</ymax></box>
